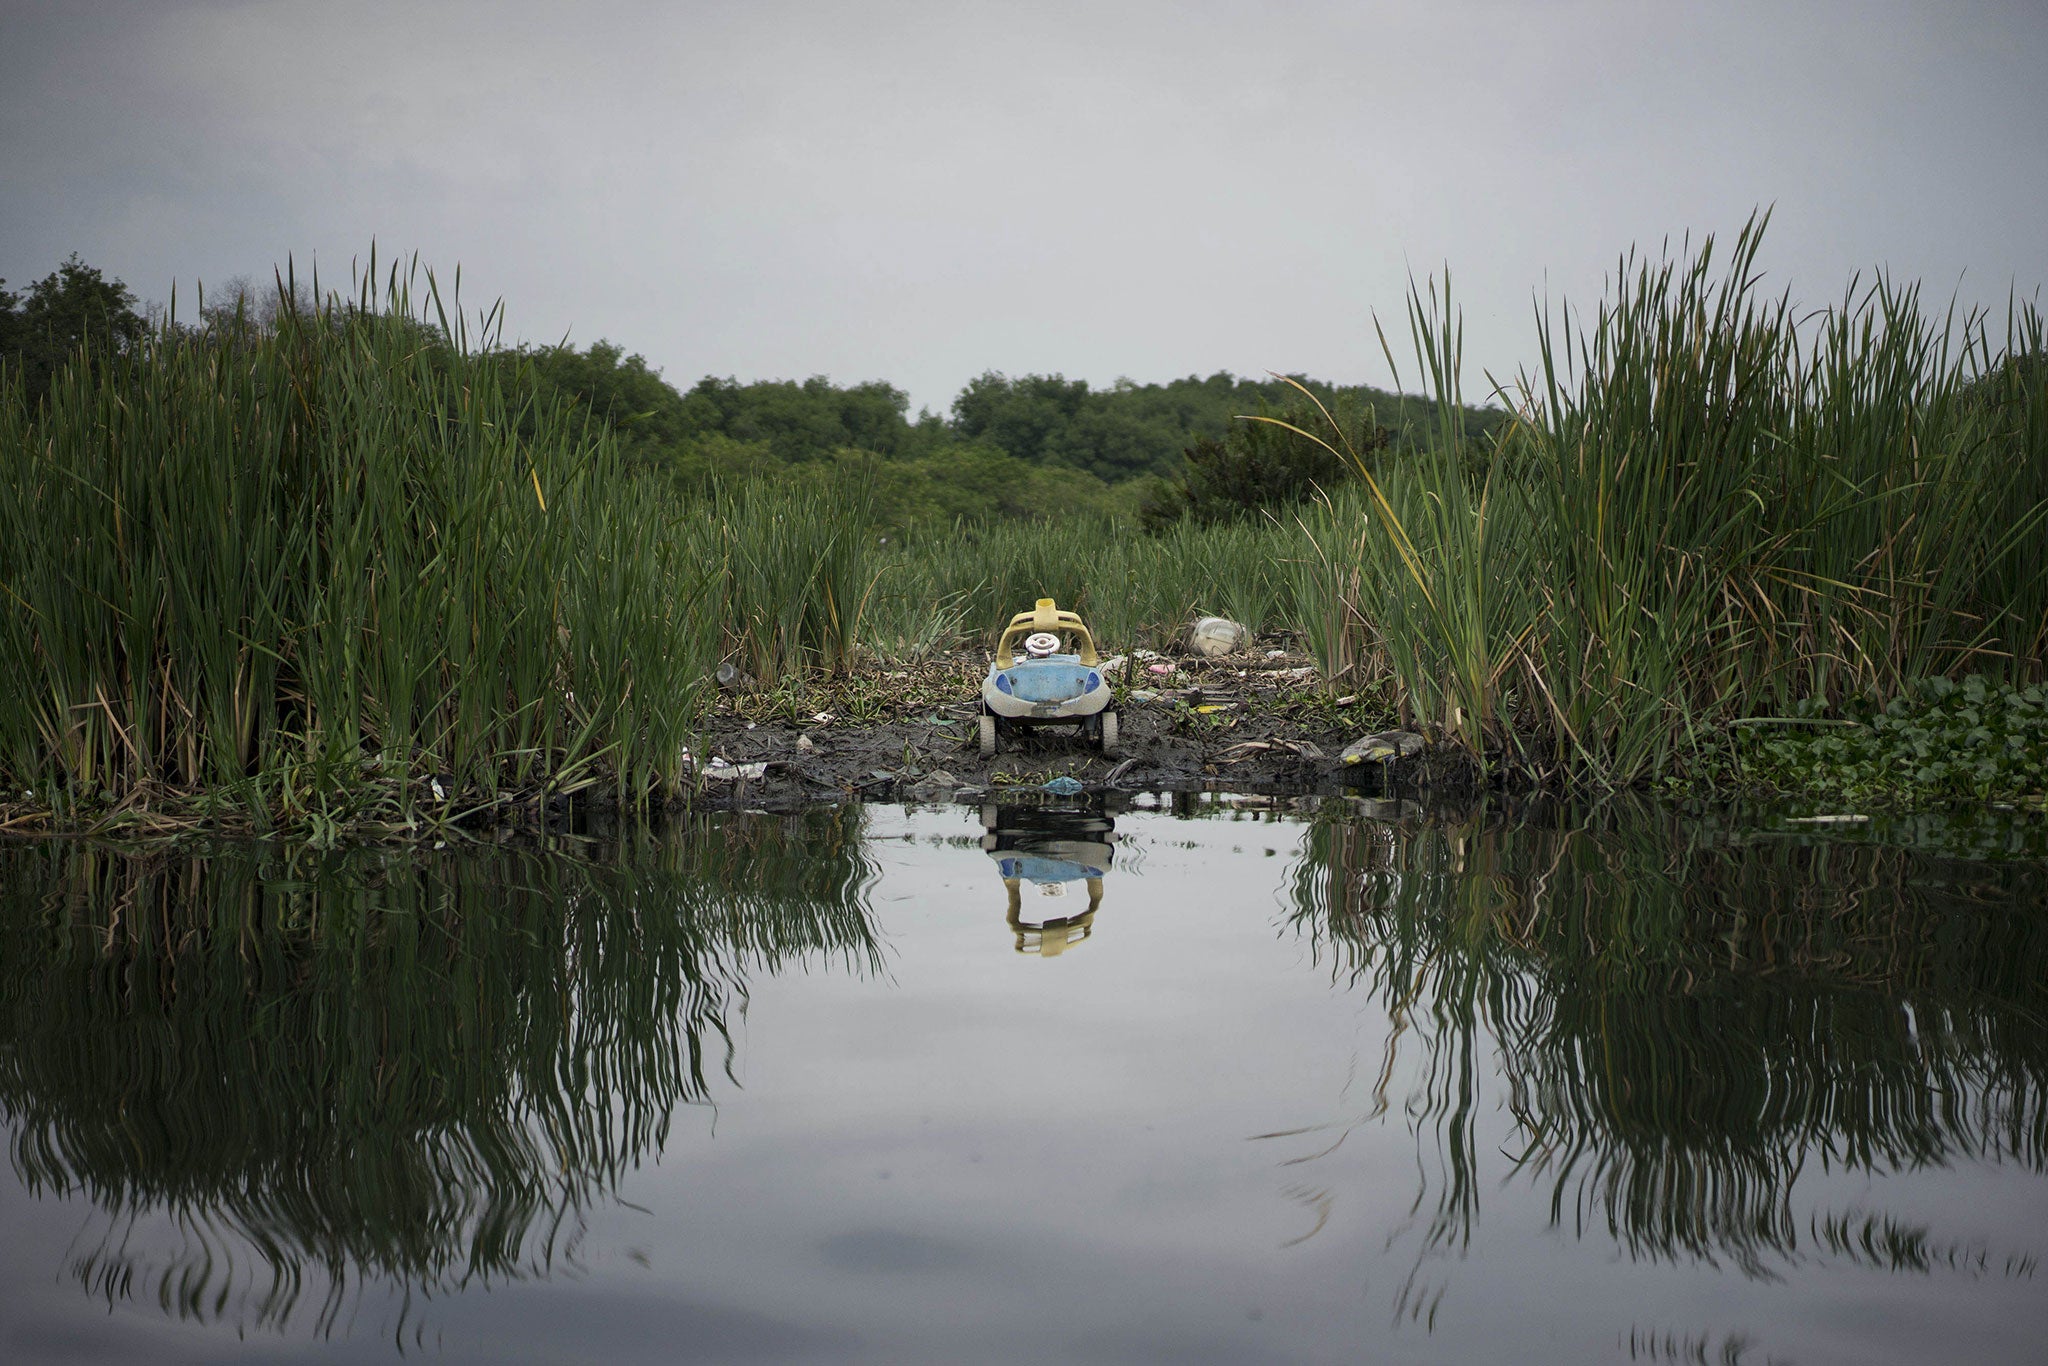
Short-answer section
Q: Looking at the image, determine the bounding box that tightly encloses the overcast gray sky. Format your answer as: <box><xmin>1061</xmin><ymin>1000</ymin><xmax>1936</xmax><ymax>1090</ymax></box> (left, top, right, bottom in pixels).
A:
<box><xmin>4</xmin><ymin>0</ymin><xmax>2044</xmax><ymax>415</ymax></box>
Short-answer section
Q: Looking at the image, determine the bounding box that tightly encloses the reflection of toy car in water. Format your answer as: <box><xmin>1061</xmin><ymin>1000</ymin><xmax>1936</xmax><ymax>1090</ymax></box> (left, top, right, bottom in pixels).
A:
<box><xmin>979</xmin><ymin>598</ymin><xmax>1118</xmax><ymax>757</ymax></box>
<box><xmin>981</xmin><ymin>804</ymin><xmax>1117</xmax><ymax>956</ymax></box>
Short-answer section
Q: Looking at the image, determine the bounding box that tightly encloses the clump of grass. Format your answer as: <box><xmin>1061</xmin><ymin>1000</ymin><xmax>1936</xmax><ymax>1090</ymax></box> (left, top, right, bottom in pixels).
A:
<box><xmin>864</xmin><ymin>512</ymin><xmax>1307</xmax><ymax>660</ymax></box>
<box><xmin>1149</xmin><ymin>516</ymin><xmax>1294</xmax><ymax>638</ymax></box>
<box><xmin>1512</xmin><ymin>217</ymin><xmax>2047</xmax><ymax>779</ymax></box>
<box><xmin>0</xmin><ymin>258</ymin><xmax>718</xmax><ymax>824</ymax></box>
<box><xmin>1292</xmin><ymin>214</ymin><xmax>2048</xmax><ymax>783</ymax></box>
<box><xmin>707</xmin><ymin>474</ymin><xmax>876</xmax><ymax>681</ymax></box>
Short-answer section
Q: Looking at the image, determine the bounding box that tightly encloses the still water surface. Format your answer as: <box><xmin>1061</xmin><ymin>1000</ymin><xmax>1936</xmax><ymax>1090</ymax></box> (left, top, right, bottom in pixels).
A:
<box><xmin>1</xmin><ymin>797</ymin><xmax>2043</xmax><ymax>1364</ymax></box>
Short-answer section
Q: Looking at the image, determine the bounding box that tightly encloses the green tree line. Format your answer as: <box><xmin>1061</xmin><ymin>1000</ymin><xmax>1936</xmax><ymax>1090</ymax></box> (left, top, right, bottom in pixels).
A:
<box><xmin>1</xmin><ymin>252</ymin><xmax>1508</xmax><ymax>534</ymax></box>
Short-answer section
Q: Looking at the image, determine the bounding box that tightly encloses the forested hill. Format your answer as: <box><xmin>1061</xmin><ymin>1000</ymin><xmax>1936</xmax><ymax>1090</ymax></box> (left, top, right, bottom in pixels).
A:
<box><xmin>521</xmin><ymin>342</ymin><xmax>1507</xmax><ymax>486</ymax></box>
<box><xmin>3</xmin><ymin>252</ymin><xmax>1508</xmax><ymax>530</ymax></box>
<box><xmin>947</xmin><ymin>371</ymin><xmax>1509</xmax><ymax>482</ymax></box>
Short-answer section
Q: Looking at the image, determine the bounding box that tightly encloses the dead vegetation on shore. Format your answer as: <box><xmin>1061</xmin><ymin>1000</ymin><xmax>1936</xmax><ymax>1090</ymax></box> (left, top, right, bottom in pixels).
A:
<box><xmin>688</xmin><ymin>638</ymin><xmax>1472</xmax><ymax>811</ymax></box>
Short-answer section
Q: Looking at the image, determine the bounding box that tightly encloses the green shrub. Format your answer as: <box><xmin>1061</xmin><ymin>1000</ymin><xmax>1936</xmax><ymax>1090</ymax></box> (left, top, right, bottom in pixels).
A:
<box><xmin>1140</xmin><ymin>396</ymin><xmax>1386</xmax><ymax>530</ymax></box>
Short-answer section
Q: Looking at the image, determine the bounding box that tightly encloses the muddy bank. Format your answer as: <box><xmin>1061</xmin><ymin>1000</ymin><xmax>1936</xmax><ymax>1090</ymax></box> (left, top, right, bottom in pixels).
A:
<box><xmin>690</xmin><ymin>644</ymin><xmax>1472</xmax><ymax>810</ymax></box>
<box><xmin>0</xmin><ymin>644</ymin><xmax>1472</xmax><ymax>838</ymax></box>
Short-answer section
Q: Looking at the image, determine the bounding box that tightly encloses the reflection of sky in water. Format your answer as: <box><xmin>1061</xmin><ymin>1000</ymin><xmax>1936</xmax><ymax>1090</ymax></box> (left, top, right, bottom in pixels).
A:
<box><xmin>1</xmin><ymin>801</ymin><xmax>2045</xmax><ymax>1364</ymax></box>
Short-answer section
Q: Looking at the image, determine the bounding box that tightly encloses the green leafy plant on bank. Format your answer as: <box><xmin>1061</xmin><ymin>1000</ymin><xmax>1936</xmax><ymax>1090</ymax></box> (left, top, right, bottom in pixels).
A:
<box><xmin>1138</xmin><ymin>392</ymin><xmax>1388</xmax><ymax>530</ymax></box>
<box><xmin>1732</xmin><ymin>676</ymin><xmax>2048</xmax><ymax>805</ymax></box>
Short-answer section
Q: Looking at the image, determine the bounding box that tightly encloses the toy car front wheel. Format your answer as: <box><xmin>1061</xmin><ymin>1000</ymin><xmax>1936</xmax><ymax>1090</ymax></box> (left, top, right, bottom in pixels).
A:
<box><xmin>1098</xmin><ymin>710</ymin><xmax>1118</xmax><ymax>753</ymax></box>
<box><xmin>978</xmin><ymin>713</ymin><xmax>998</xmax><ymax>758</ymax></box>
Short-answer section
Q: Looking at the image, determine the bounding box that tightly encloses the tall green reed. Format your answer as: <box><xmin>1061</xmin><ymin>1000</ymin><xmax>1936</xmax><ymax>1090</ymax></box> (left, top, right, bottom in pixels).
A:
<box><xmin>1520</xmin><ymin>216</ymin><xmax>2048</xmax><ymax>778</ymax></box>
<box><xmin>1258</xmin><ymin>285</ymin><xmax>1534</xmax><ymax>752</ymax></box>
<box><xmin>707</xmin><ymin>474</ymin><xmax>875</xmax><ymax>681</ymax></box>
<box><xmin>863</xmin><ymin>512</ymin><xmax>1305</xmax><ymax>658</ymax></box>
<box><xmin>1291</xmin><ymin>215</ymin><xmax>2047</xmax><ymax>782</ymax></box>
<box><xmin>0</xmin><ymin>258</ymin><xmax>718</xmax><ymax>818</ymax></box>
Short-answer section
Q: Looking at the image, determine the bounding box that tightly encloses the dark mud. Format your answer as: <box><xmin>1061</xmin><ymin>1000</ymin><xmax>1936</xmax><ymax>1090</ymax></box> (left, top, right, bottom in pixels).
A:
<box><xmin>0</xmin><ymin>646</ymin><xmax>1473</xmax><ymax>838</ymax></box>
<box><xmin>688</xmin><ymin>646</ymin><xmax>1470</xmax><ymax>810</ymax></box>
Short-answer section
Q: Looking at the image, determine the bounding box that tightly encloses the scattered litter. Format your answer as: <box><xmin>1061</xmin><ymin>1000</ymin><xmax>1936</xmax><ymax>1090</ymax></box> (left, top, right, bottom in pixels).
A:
<box><xmin>1127</xmin><ymin>689</ymin><xmax>1161</xmax><ymax>703</ymax></box>
<box><xmin>906</xmin><ymin>769</ymin><xmax>959</xmax><ymax>800</ymax></box>
<box><xmin>1103</xmin><ymin>758</ymin><xmax>1137</xmax><ymax>786</ymax></box>
<box><xmin>714</xmin><ymin>661</ymin><xmax>755</xmax><ymax>692</ymax></box>
<box><xmin>1218</xmin><ymin>738</ymin><xmax>1326</xmax><ymax>762</ymax></box>
<box><xmin>1099</xmin><ymin>654</ymin><xmax>1127</xmax><ymax>675</ymax></box>
<box><xmin>796</xmin><ymin>734</ymin><xmax>814</xmax><ymax>752</ymax></box>
<box><xmin>1193</xmin><ymin>703</ymin><xmax>1236</xmax><ymax>714</ymax></box>
<box><xmin>812</xmin><ymin>711</ymin><xmax>835</xmax><ymax>724</ymax></box>
<box><xmin>1040</xmin><ymin>775</ymin><xmax>1086</xmax><ymax>795</ymax></box>
<box><xmin>1785</xmin><ymin>814</ymin><xmax>1870</xmax><ymax>824</ymax></box>
<box><xmin>1265</xmin><ymin>648</ymin><xmax>1288</xmax><ymax>659</ymax></box>
<box><xmin>1334</xmin><ymin>694</ymin><xmax>1359</xmax><ymax>706</ymax></box>
<box><xmin>1340</xmin><ymin>730</ymin><xmax>1425</xmax><ymax>765</ymax></box>
<box><xmin>703</xmin><ymin>759</ymin><xmax>770</xmax><ymax>782</ymax></box>
<box><xmin>1147</xmin><ymin>662</ymin><xmax>1176</xmax><ymax>676</ymax></box>
<box><xmin>1189</xmin><ymin>617</ymin><xmax>1248</xmax><ymax>657</ymax></box>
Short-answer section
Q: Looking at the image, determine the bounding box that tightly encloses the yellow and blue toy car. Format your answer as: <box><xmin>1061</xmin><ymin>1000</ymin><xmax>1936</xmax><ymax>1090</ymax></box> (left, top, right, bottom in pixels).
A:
<box><xmin>978</xmin><ymin>598</ymin><xmax>1118</xmax><ymax>757</ymax></box>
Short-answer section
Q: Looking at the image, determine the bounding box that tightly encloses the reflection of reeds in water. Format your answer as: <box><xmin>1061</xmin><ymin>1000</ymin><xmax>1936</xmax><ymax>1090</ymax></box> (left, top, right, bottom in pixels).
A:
<box><xmin>1621</xmin><ymin>1324</ymin><xmax>1774</xmax><ymax>1365</ymax></box>
<box><xmin>0</xmin><ymin>809</ymin><xmax>881</xmax><ymax>1336</ymax></box>
<box><xmin>1282</xmin><ymin>800</ymin><xmax>2048</xmax><ymax>1290</ymax></box>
